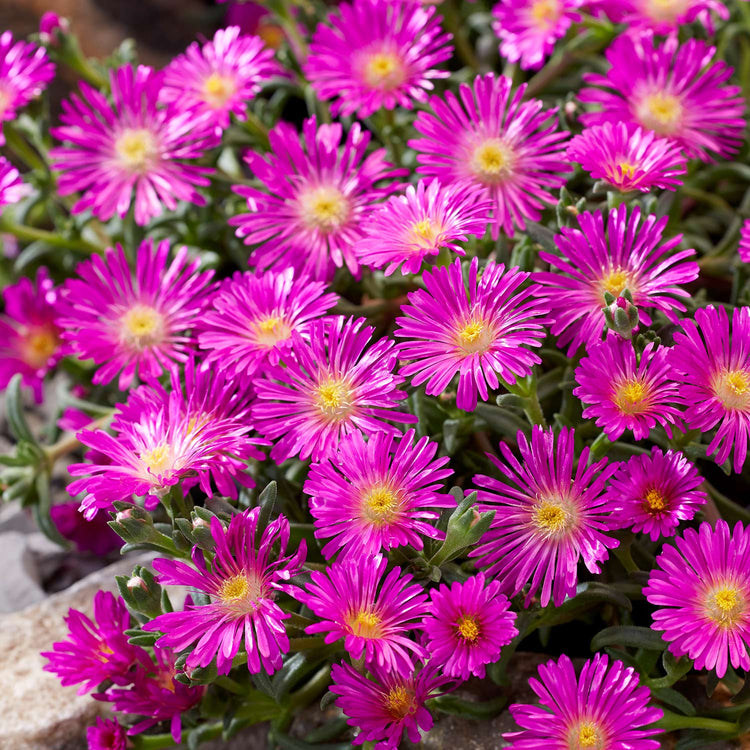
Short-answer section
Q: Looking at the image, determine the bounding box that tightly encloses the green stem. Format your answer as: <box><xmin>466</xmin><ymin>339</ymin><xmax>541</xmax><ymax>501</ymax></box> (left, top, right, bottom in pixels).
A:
<box><xmin>277</xmin><ymin>0</ymin><xmax>309</xmax><ymax>62</ymax></box>
<box><xmin>3</xmin><ymin>124</ymin><xmax>46</xmax><ymax>172</ymax></box>
<box><xmin>441</xmin><ymin>0</ymin><xmax>480</xmax><ymax>72</ymax></box>
<box><xmin>522</xmin><ymin>390</ymin><xmax>547</xmax><ymax>427</ymax></box>
<box><xmin>44</xmin><ymin>412</ymin><xmax>113</xmax><ymax>464</ymax></box>
<box><xmin>242</xmin><ymin>110</ymin><xmax>270</xmax><ymax>149</ymax></box>
<box><xmin>0</xmin><ymin>214</ymin><xmax>103</xmax><ymax>255</ymax></box>
<box><xmin>613</xmin><ymin>544</ymin><xmax>640</xmax><ymax>574</ymax></box>
<box><xmin>288</xmin><ymin>635</ymin><xmax>329</xmax><ymax>651</ymax></box>
<box><xmin>130</xmin><ymin>722</ymin><xmax>223</xmax><ymax>750</ymax></box>
<box><xmin>288</xmin><ymin>664</ymin><xmax>332</xmax><ymax>709</ymax></box>
<box><xmin>654</xmin><ymin>709</ymin><xmax>737</xmax><ymax>734</ymax></box>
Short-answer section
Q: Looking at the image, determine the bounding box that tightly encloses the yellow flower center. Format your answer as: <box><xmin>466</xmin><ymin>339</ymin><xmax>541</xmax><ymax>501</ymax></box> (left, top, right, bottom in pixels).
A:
<box><xmin>154</xmin><ymin>665</ymin><xmax>177</xmax><ymax>693</ymax></box>
<box><xmin>643</xmin><ymin>0</ymin><xmax>687</xmax><ymax>24</ymax></box>
<box><xmin>349</xmin><ymin>609</ymin><xmax>384</xmax><ymax>638</ymax></box>
<box><xmin>315</xmin><ymin>378</ymin><xmax>354</xmax><ymax>422</ymax></box>
<box><xmin>600</xmin><ymin>268</ymin><xmax>630</xmax><ymax>298</ymax></box>
<box><xmin>637</xmin><ymin>92</ymin><xmax>684</xmax><ymax>136</ymax></box>
<box><xmin>713</xmin><ymin>369</ymin><xmax>750</xmax><ymax>411</ymax></box>
<box><xmin>614</xmin><ymin>378</ymin><xmax>649</xmax><ymax>414</ymax></box>
<box><xmin>363</xmin><ymin>51</ymin><xmax>406</xmax><ymax>90</ymax></box>
<box><xmin>384</xmin><ymin>684</ymin><xmax>416</xmax><ymax>720</ymax></box>
<box><xmin>114</xmin><ymin>128</ymin><xmax>158</xmax><ymax>172</ymax></box>
<box><xmin>253</xmin><ymin>315</ymin><xmax>292</xmax><ymax>348</ymax></box>
<box><xmin>121</xmin><ymin>304</ymin><xmax>165</xmax><ymax>349</ymax></box>
<box><xmin>362</xmin><ymin>485</ymin><xmax>400</xmax><ymax>525</ymax></box>
<box><xmin>572</xmin><ymin>721</ymin><xmax>604</xmax><ymax>749</ymax></box>
<box><xmin>456</xmin><ymin>319</ymin><xmax>494</xmax><ymax>355</ymax></box>
<box><xmin>471</xmin><ymin>139</ymin><xmax>514</xmax><ymax>183</ymax></box>
<box><xmin>140</xmin><ymin>443</ymin><xmax>172</xmax><ymax>475</ymax></box>
<box><xmin>533</xmin><ymin>499</ymin><xmax>572</xmax><ymax>537</ymax></box>
<box><xmin>457</xmin><ymin>615</ymin><xmax>480</xmax><ymax>643</ymax></box>
<box><xmin>0</xmin><ymin>89</ymin><xmax>11</xmax><ymax>117</ymax></box>
<box><xmin>218</xmin><ymin>573</ymin><xmax>264</xmax><ymax>611</ymax></box>
<box><xmin>643</xmin><ymin>487</ymin><xmax>667</xmax><ymax>513</ymax></box>
<box><xmin>21</xmin><ymin>327</ymin><xmax>58</xmax><ymax>369</ymax></box>
<box><xmin>706</xmin><ymin>585</ymin><xmax>745</xmax><ymax>628</ymax></box>
<box><xmin>203</xmin><ymin>72</ymin><xmax>236</xmax><ymax>108</ymax></box>
<box><xmin>300</xmin><ymin>186</ymin><xmax>350</xmax><ymax>233</ymax></box>
<box><xmin>617</xmin><ymin>161</ymin><xmax>637</xmax><ymax>180</ymax></box>
<box><xmin>531</xmin><ymin>0</ymin><xmax>561</xmax><ymax>29</ymax></box>
<box><xmin>408</xmin><ymin>218</ymin><xmax>443</xmax><ymax>250</ymax></box>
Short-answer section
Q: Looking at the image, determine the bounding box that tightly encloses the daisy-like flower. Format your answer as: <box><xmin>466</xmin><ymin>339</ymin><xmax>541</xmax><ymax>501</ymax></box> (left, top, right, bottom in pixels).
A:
<box><xmin>579</xmin><ymin>33</ymin><xmax>745</xmax><ymax>162</ymax></box>
<box><xmin>409</xmin><ymin>73</ymin><xmax>570</xmax><ymax>238</ymax></box>
<box><xmin>197</xmin><ymin>267</ymin><xmax>337</xmax><ymax>379</ymax></box>
<box><xmin>0</xmin><ymin>267</ymin><xmax>62</xmax><ymax>402</ymax></box>
<box><xmin>573</xmin><ymin>338</ymin><xmax>682</xmax><ymax>441</ymax></box>
<box><xmin>394</xmin><ymin>257</ymin><xmax>549</xmax><ymax>412</ymax></box>
<box><xmin>50</xmin><ymin>64</ymin><xmax>216</xmax><ymax>226</ymax></box>
<box><xmin>58</xmin><ymin>239</ymin><xmax>214</xmax><ymax>390</ymax></box>
<box><xmin>42</xmin><ymin>591</ymin><xmax>149</xmax><ymax>694</ymax></box>
<box><xmin>160</xmin><ymin>26</ymin><xmax>282</xmax><ymax>133</ymax></box>
<box><xmin>252</xmin><ymin>315</ymin><xmax>415</xmax><ymax>464</ymax></box>
<box><xmin>605</xmin><ymin>448</ymin><xmax>707</xmax><ymax>541</ymax></box>
<box><xmin>330</xmin><ymin>661</ymin><xmax>450</xmax><ymax>749</ymax></box>
<box><xmin>304</xmin><ymin>429</ymin><xmax>453</xmax><ymax>559</ymax></box>
<box><xmin>644</xmin><ymin>520</ymin><xmax>750</xmax><ymax>678</ymax></box>
<box><xmin>504</xmin><ymin>653</ymin><xmax>663</xmax><ymax>749</ymax></box>
<box><xmin>356</xmin><ymin>180</ymin><xmax>491</xmax><ymax>276</ymax></box>
<box><xmin>739</xmin><ymin>219</ymin><xmax>750</xmax><ymax>263</ymax></box>
<box><xmin>471</xmin><ymin>426</ymin><xmax>619</xmax><ymax>607</ymax></box>
<box><xmin>670</xmin><ymin>305</ymin><xmax>750</xmax><ymax>473</ymax></box>
<box><xmin>598</xmin><ymin>0</ymin><xmax>729</xmax><ymax>35</ymax></box>
<box><xmin>304</xmin><ymin>0</ymin><xmax>452</xmax><ymax>119</ymax></box>
<box><xmin>567</xmin><ymin>122</ymin><xmax>686</xmax><ymax>193</ymax></box>
<box><xmin>86</xmin><ymin>717</ymin><xmax>127</xmax><ymax>750</ymax></box>
<box><xmin>296</xmin><ymin>554</ymin><xmax>429</xmax><ymax>672</ymax></box>
<box><xmin>0</xmin><ymin>31</ymin><xmax>54</xmax><ymax>144</ymax></box>
<box><xmin>98</xmin><ymin>646</ymin><xmax>205</xmax><ymax>744</ymax></box>
<box><xmin>534</xmin><ymin>204</ymin><xmax>699</xmax><ymax>355</ymax></box>
<box><xmin>231</xmin><ymin>116</ymin><xmax>405</xmax><ymax>280</ymax></box>
<box><xmin>422</xmin><ymin>573</ymin><xmax>518</xmax><ymax>680</ymax></box>
<box><xmin>143</xmin><ymin>508</ymin><xmax>305</xmax><ymax>675</ymax></box>
<box><xmin>67</xmin><ymin>362</ymin><xmax>266</xmax><ymax>518</ymax></box>
<box><xmin>491</xmin><ymin>0</ymin><xmax>582</xmax><ymax>71</ymax></box>
<box><xmin>0</xmin><ymin>156</ymin><xmax>32</xmax><ymax>206</ymax></box>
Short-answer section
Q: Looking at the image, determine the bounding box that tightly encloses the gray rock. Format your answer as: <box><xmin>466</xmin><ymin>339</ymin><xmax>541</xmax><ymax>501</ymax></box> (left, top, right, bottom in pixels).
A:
<box><xmin>0</xmin><ymin>530</ymin><xmax>47</xmax><ymax>613</ymax></box>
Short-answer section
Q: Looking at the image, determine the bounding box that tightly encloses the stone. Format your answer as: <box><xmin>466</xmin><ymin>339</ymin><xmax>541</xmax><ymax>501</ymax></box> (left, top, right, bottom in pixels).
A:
<box><xmin>0</xmin><ymin>552</ymin><xmax>153</xmax><ymax>750</ymax></box>
<box><xmin>0</xmin><ymin>530</ymin><xmax>46</xmax><ymax>613</ymax></box>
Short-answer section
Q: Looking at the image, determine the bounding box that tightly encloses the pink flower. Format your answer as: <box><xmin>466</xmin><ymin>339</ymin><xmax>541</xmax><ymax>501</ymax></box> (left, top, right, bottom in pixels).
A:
<box><xmin>51</xmin><ymin>65</ymin><xmax>216</xmax><ymax>225</ymax></box>
<box><xmin>739</xmin><ymin>219</ymin><xmax>750</xmax><ymax>263</ymax></box>
<box><xmin>0</xmin><ymin>156</ymin><xmax>32</xmax><ymax>206</ymax></box>
<box><xmin>86</xmin><ymin>717</ymin><xmax>127</xmax><ymax>750</ymax></box>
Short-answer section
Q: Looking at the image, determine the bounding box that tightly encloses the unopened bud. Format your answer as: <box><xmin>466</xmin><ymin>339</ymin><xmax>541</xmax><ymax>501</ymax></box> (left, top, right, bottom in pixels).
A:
<box><xmin>126</xmin><ymin>575</ymin><xmax>148</xmax><ymax>592</ymax></box>
<box><xmin>603</xmin><ymin>294</ymin><xmax>639</xmax><ymax>339</ymax></box>
<box><xmin>39</xmin><ymin>12</ymin><xmax>69</xmax><ymax>45</ymax></box>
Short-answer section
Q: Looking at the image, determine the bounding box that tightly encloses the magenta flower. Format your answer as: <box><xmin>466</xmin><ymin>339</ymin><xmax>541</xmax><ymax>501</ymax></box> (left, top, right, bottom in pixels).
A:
<box><xmin>604</xmin><ymin>448</ymin><xmax>707</xmax><ymax>541</ymax></box>
<box><xmin>231</xmin><ymin>116</ymin><xmax>405</xmax><ymax>280</ymax></box>
<box><xmin>409</xmin><ymin>73</ymin><xmax>570</xmax><ymax>238</ymax></box>
<box><xmin>50</xmin><ymin>64</ymin><xmax>216</xmax><ymax>226</ymax></box>
<box><xmin>0</xmin><ymin>267</ymin><xmax>62</xmax><ymax>402</ymax></box>
<box><xmin>330</xmin><ymin>661</ymin><xmax>450</xmax><ymax>749</ymax></box>
<box><xmin>739</xmin><ymin>219</ymin><xmax>750</xmax><ymax>263</ymax></box>
<box><xmin>305</xmin><ymin>429</ymin><xmax>453</xmax><ymax>560</ymax></box>
<box><xmin>356</xmin><ymin>179</ymin><xmax>492</xmax><ymax>276</ymax></box>
<box><xmin>534</xmin><ymin>204</ymin><xmax>699</xmax><ymax>355</ymax></box>
<box><xmin>0</xmin><ymin>156</ymin><xmax>32</xmax><ymax>206</ymax></box>
<box><xmin>491</xmin><ymin>0</ymin><xmax>581</xmax><ymax>71</ymax></box>
<box><xmin>304</xmin><ymin>0</ymin><xmax>452</xmax><ymax>119</ymax></box>
<box><xmin>99</xmin><ymin>646</ymin><xmax>205</xmax><ymax>744</ymax></box>
<box><xmin>579</xmin><ymin>34</ymin><xmax>745</xmax><ymax>162</ymax></box>
<box><xmin>573</xmin><ymin>338</ymin><xmax>683</xmax><ymax>441</ymax></box>
<box><xmin>644</xmin><ymin>520</ymin><xmax>750</xmax><ymax>678</ymax></box>
<box><xmin>567</xmin><ymin>122</ymin><xmax>686</xmax><ymax>192</ymax></box>
<box><xmin>252</xmin><ymin>316</ymin><xmax>415</xmax><ymax>463</ymax></box>
<box><xmin>422</xmin><ymin>573</ymin><xmax>518</xmax><ymax>680</ymax></box>
<box><xmin>68</xmin><ymin>363</ymin><xmax>266</xmax><ymax>519</ymax></box>
<box><xmin>297</xmin><ymin>554</ymin><xmax>429</xmax><ymax>673</ymax></box>
<box><xmin>504</xmin><ymin>653</ymin><xmax>663</xmax><ymax>749</ymax></box>
<box><xmin>161</xmin><ymin>26</ymin><xmax>281</xmax><ymax>133</ymax></box>
<box><xmin>86</xmin><ymin>717</ymin><xmax>127</xmax><ymax>750</ymax></box>
<box><xmin>471</xmin><ymin>426</ymin><xmax>619</xmax><ymax>607</ymax></box>
<box><xmin>395</xmin><ymin>257</ymin><xmax>549</xmax><ymax>411</ymax></box>
<box><xmin>144</xmin><ymin>508</ymin><xmax>304</xmax><ymax>675</ymax></box>
<box><xmin>197</xmin><ymin>267</ymin><xmax>337</xmax><ymax>379</ymax></box>
<box><xmin>58</xmin><ymin>239</ymin><xmax>214</xmax><ymax>389</ymax></box>
<box><xmin>597</xmin><ymin>0</ymin><xmax>729</xmax><ymax>34</ymax></box>
<box><xmin>670</xmin><ymin>305</ymin><xmax>750</xmax><ymax>473</ymax></box>
<box><xmin>50</xmin><ymin>502</ymin><xmax>122</xmax><ymax>555</ymax></box>
<box><xmin>0</xmin><ymin>31</ymin><xmax>54</xmax><ymax>144</ymax></box>
<box><xmin>42</xmin><ymin>591</ymin><xmax>149</xmax><ymax>694</ymax></box>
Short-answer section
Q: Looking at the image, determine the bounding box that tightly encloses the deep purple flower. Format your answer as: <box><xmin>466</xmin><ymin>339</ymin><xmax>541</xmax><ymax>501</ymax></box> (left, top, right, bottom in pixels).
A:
<box><xmin>86</xmin><ymin>717</ymin><xmax>127</xmax><ymax>750</ymax></box>
<box><xmin>305</xmin><ymin>429</ymin><xmax>453</xmax><ymax>559</ymax></box>
<box><xmin>422</xmin><ymin>573</ymin><xmax>518</xmax><ymax>680</ymax></box>
<box><xmin>395</xmin><ymin>257</ymin><xmax>549</xmax><ymax>411</ymax></box>
<box><xmin>50</xmin><ymin>502</ymin><xmax>122</xmax><ymax>555</ymax></box>
<box><xmin>0</xmin><ymin>156</ymin><xmax>32</xmax><ymax>206</ymax></box>
<box><xmin>471</xmin><ymin>426</ymin><xmax>619</xmax><ymax>607</ymax></box>
<box><xmin>644</xmin><ymin>520</ymin><xmax>750</xmax><ymax>678</ymax></box>
<box><xmin>740</xmin><ymin>219</ymin><xmax>750</xmax><ymax>263</ymax></box>
<box><xmin>504</xmin><ymin>653</ymin><xmax>663</xmax><ymax>748</ymax></box>
<box><xmin>143</xmin><ymin>508</ymin><xmax>305</xmax><ymax>675</ymax></box>
<box><xmin>409</xmin><ymin>73</ymin><xmax>570</xmax><ymax>237</ymax></box>
<box><xmin>51</xmin><ymin>65</ymin><xmax>216</xmax><ymax>225</ymax></box>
